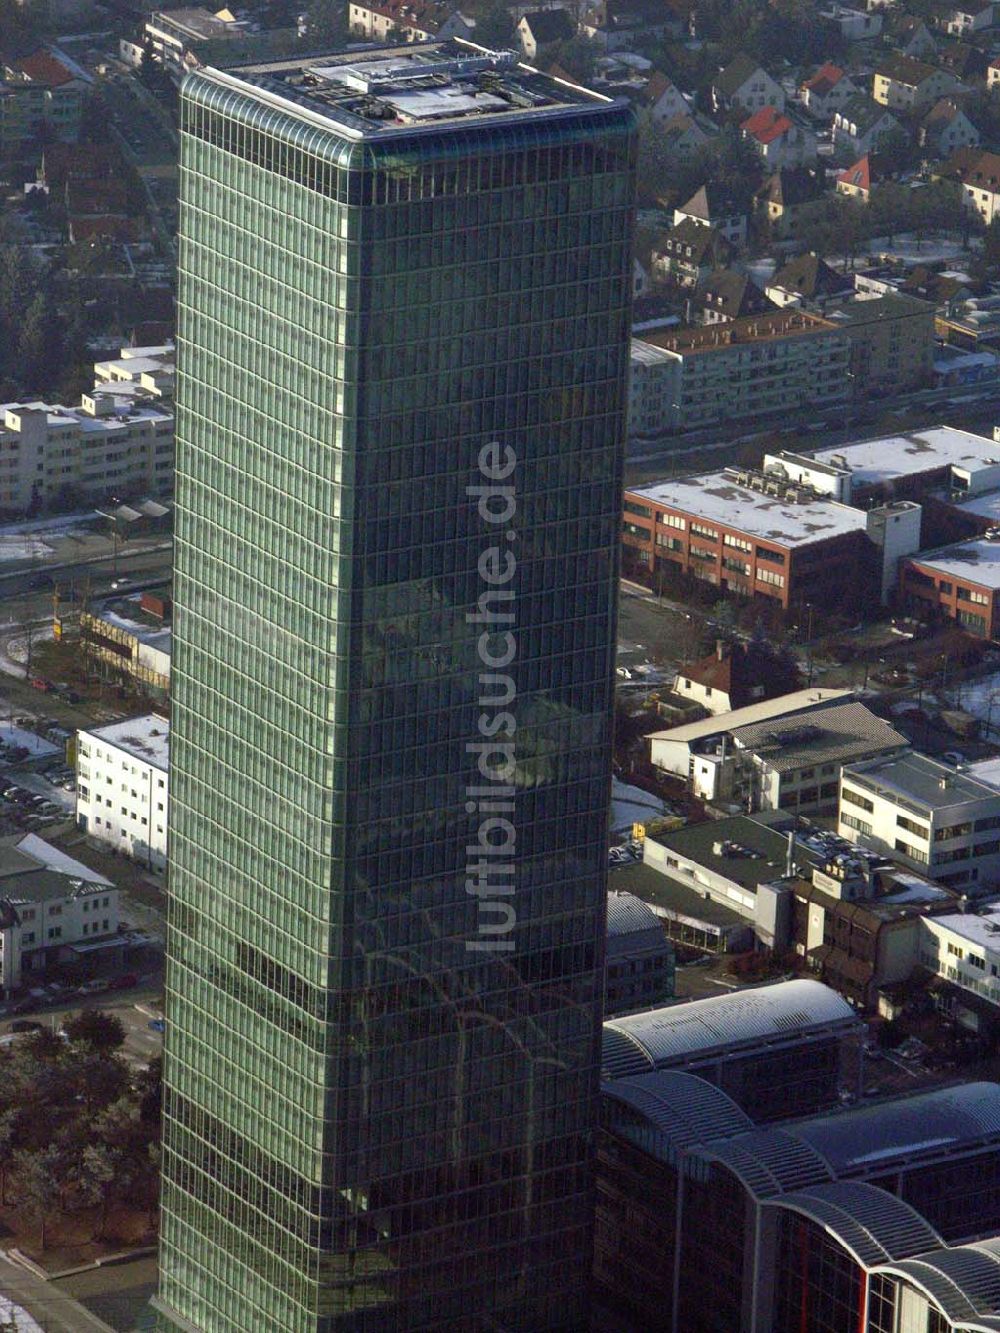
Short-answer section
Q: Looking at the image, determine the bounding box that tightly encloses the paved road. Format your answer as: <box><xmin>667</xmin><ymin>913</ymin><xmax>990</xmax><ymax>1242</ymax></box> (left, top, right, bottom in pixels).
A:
<box><xmin>0</xmin><ymin>543</ymin><xmax>172</xmax><ymax>603</ymax></box>
<box><xmin>626</xmin><ymin>378</ymin><xmax>1000</xmax><ymax>468</ymax></box>
<box><xmin>0</xmin><ymin>1252</ymin><xmax>115</xmax><ymax>1332</ymax></box>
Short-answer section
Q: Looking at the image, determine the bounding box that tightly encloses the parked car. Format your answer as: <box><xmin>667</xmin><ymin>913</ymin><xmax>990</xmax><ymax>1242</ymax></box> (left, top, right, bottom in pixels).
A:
<box><xmin>77</xmin><ymin>979</ymin><xmax>111</xmax><ymax>996</ymax></box>
<box><xmin>111</xmin><ymin>973</ymin><xmax>138</xmax><ymax>990</ymax></box>
<box><xmin>28</xmin><ymin>678</ymin><xmax>52</xmax><ymax>693</ymax></box>
<box><xmin>10</xmin><ymin>1020</ymin><xmax>43</xmax><ymax>1033</ymax></box>
<box><xmin>148</xmin><ymin>1017</ymin><xmax>165</xmax><ymax>1032</ymax></box>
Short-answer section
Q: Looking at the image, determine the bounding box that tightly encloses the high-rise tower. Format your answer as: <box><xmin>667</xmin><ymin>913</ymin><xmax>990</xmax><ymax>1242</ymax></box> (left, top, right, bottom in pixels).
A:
<box><xmin>156</xmin><ymin>42</ymin><xmax>634</xmax><ymax>1333</ymax></box>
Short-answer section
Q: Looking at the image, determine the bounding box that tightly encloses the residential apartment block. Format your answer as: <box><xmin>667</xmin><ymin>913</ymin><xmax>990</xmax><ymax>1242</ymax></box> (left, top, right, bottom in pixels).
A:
<box><xmin>872</xmin><ymin>53</ymin><xmax>960</xmax><ymax>110</ymax></box>
<box><xmin>0</xmin><ymin>48</ymin><xmax>86</xmax><ymax>161</ymax></box>
<box><xmin>76</xmin><ymin>714</ymin><xmax>169</xmax><ymax>871</ymax></box>
<box><xmin>347</xmin><ymin>0</ymin><xmax>473</xmax><ymax>43</ymax></box>
<box><xmin>920</xmin><ymin>901</ymin><xmax>1000</xmax><ymax>1019</ymax></box>
<box><xmin>826</xmin><ymin>292</ymin><xmax>935</xmax><ymax>396</ymax></box>
<box><xmin>622</xmin><ymin>467</ymin><xmax>871</xmax><ymax>608</ymax></box>
<box><xmin>0</xmin><ymin>345</ymin><xmax>175</xmax><ymax>512</ymax></box>
<box><xmin>628</xmin><ymin>309</ymin><xmax>850</xmax><ymax>437</ymax></box>
<box><xmin>0</xmin><ymin>834</ymin><xmax>119</xmax><ymax>997</ymax></box>
<box><xmin>628</xmin><ymin>295</ymin><xmax>932</xmax><ymax>437</ymax></box>
<box><xmin>839</xmin><ymin>751</ymin><xmax>1000</xmax><ymax>892</ymax></box>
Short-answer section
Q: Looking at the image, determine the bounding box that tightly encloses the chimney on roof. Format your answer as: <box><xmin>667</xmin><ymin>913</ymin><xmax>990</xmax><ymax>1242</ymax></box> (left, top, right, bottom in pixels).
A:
<box><xmin>716</xmin><ymin>639</ymin><xmax>726</xmax><ymax>661</ymax></box>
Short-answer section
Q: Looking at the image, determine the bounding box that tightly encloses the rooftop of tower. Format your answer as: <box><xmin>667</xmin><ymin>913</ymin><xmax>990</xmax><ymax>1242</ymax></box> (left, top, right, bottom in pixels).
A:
<box><xmin>212</xmin><ymin>40</ymin><xmax>614</xmax><ymax>135</ymax></box>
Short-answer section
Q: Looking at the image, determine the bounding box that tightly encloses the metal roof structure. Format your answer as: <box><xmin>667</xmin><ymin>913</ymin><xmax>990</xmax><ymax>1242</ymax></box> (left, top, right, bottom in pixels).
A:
<box><xmin>702</xmin><ymin>1126</ymin><xmax>835</xmax><ymax>1197</ymax></box>
<box><xmin>646</xmin><ymin>688</ymin><xmax>850</xmax><ymax>744</ymax></box>
<box><xmin>602</xmin><ymin>1070</ymin><xmax>753</xmax><ymax>1164</ymax></box>
<box><xmin>601</xmin><ymin>979</ymin><xmax>857</xmax><ymax>1079</ymax></box>
<box><xmin>606</xmin><ymin>889</ymin><xmax>663</xmax><ymax>939</ymax></box>
<box><xmin>696</xmin><ymin>1082</ymin><xmax>1000</xmax><ymax>1203</ymax></box>
<box><xmin>789</xmin><ymin>1082</ymin><xmax>1000</xmax><ymax>1177</ymax></box>
<box><xmin>880</xmin><ymin>1239</ymin><xmax>1000</xmax><ymax>1327</ymax></box>
<box><xmin>768</xmin><ymin>1181</ymin><xmax>944</xmax><ymax>1267</ymax></box>
<box><xmin>733</xmin><ymin>701</ymin><xmax>907</xmax><ymax>773</ymax></box>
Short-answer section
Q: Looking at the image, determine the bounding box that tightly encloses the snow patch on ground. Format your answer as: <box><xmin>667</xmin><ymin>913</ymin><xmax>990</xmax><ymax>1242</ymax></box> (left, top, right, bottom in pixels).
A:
<box><xmin>0</xmin><ymin>1294</ymin><xmax>44</xmax><ymax>1332</ymax></box>
<box><xmin>0</xmin><ymin>723</ymin><xmax>59</xmax><ymax>757</ymax></box>
<box><xmin>611</xmin><ymin>776</ymin><xmax>665</xmax><ymax>834</ymax></box>
<box><xmin>944</xmin><ymin>671</ymin><xmax>1000</xmax><ymax>734</ymax></box>
<box><xmin>0</xmin><ymin>536</ymin><xmax>55</xmax><ymax>561</ymax></box>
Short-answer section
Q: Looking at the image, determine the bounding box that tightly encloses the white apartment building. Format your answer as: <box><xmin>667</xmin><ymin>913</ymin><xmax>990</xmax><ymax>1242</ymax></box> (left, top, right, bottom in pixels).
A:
<box><xmin>76</xmin><ymin>714</ymin><xmax>169</xmax><ymax>871</ymax></box>
<box><xmin>919</xmin><ymin>904</ymin><xmax>1000</xmax><ymax>1022</ymax></box>
<box><xmin>0</xmin><ymin>833</ymin><xmax>118</xmax><ymax>995</ymax></box>
<box><xmin>839</xmin><ymin>752</ymin><xmax>1000</xmax><ymax>894</ymax></box>
<box><xmin>0</xmin><ymin>345</ymin><xmax>174</xmax><ymax>511</ymax></box>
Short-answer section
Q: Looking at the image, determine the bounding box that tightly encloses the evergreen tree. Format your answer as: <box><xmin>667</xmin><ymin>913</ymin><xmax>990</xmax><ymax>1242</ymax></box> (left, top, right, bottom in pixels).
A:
<box><xmin>18</xmin><ymin>290</ymin><xmax>62</xmax><ymax>396</ymax></box>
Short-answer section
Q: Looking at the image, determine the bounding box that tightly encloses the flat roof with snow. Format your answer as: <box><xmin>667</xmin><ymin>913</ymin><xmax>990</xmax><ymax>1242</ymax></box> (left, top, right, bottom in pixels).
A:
<box><xmin>811</xmin><ymin>426</ymin><xmax>1000</xmax><ymax>490</ymax></box>
<box><xmin>925</xmin><ymin>901</ymin><xmax>1000</xmax><ymax>952</ymax></box>
<box><xmin>909</xmin><ymin>537</ymin><xmax>1000</xmax><ymax>590</ymax></box>
<box><xmin>82</xmin><ymin>714</ymin><xmax>169</xmax><ymax>771</ymax></box>
<box><xmin>844</xmin><ymin>750</ymin><xmax>1000</xmax><ymax>809</ymax></box>
<box><xmin>627</xmin><ymin>472</ymin><xmax>868</xmax><ymax>548</ymax></box>
<box><xmin>936</xmin><ymin>488</ymin><xmax>1000</xmax><ymax>523</ymax></box>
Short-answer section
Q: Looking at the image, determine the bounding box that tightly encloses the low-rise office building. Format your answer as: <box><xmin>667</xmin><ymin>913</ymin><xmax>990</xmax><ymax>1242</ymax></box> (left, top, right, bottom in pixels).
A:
<box><xmin>611</xmin><ymin>855</ymin><xmax>756</xmax><ymax>953</ymax></box>
<box><xmin>731</xmin><ymin>700</ymin><xmax>908</xmax><ymax>814</ymax></box>
<box><xmin>626</xmin><ymin>466</ymin><xmax>917</xmax><ymax>610</ymax></box>
<box><xmin>901</xmin><ymin>537</ymin><xmax>1000</xmax><ymax>638</ymax></box>
<box><xmin>79</xmin><ymin>593</ymin><xmax>171</xmax><ymax>695</ymax></box>
<box><xmin>839</xmin><ymin>751</ymin><xmax>1000</xmax><ymax>892</ymax></box>
<box><xmin>623</xmin><ymin>467</ymin><xmax>872</xmax><ymax>609</ymax></box>
<box><xmin>788</xmin><ymin>853</ymin><xmax>960</xmax><ymax>1008</ymax></box>
<box><xmin>920</xmin><ymin>901</ymin><xmax>1000</xmax><ymax>1024</ymax></box>
<box><xmin>793</xmin><ymin>424</ymin><xmax>1000</xmax><ymax>509</ymax></box>
<box><xmin>76</xmin><ymin>714</ymin><xmax>169</xmax><ymax>871</ymax></box>
<box><xmin>0</xmin><ymin>833</ymin><xmax>118</xmax><ymax>996</ymax></box>
<box><xmin>640</xmin><ymin>813</ymin><xmax>823</xmax><ymax>928</ymax></box>
<box><xmin>605</xmin><ymin>890</ymin><xmax>675</xmax><ymax>1017</ymax></box>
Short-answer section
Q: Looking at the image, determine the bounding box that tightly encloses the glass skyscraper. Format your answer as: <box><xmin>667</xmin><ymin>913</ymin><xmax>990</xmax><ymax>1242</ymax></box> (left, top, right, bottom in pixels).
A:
<box><xmin>155</xmin><ymin>43</ymin><xmax>634</xmax><ymax>1333</ymax></box>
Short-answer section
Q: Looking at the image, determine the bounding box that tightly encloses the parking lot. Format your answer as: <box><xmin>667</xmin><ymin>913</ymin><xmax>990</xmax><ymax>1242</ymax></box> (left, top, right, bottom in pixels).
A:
<box><xmin>0</xmin><ymin>737</ymin><xmax>78</xmax><ymax>834</ymax></box>
<box><xmin>0</xmin><ymin>975</ymin><xmax>164</xmax><ymax>1066</ymax></box>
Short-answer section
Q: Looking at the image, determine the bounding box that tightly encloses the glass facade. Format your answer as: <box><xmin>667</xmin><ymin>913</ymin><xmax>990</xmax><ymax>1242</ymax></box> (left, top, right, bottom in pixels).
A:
<box><xmin>773</xmin><ymin>1214</ymin><xmax>864</xmax><ymax>1333</ymax></box>
<box><xmin>156</xmin><ymin>63</ymin><xmax>635</xmax><ymax>1333</ymax></box>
